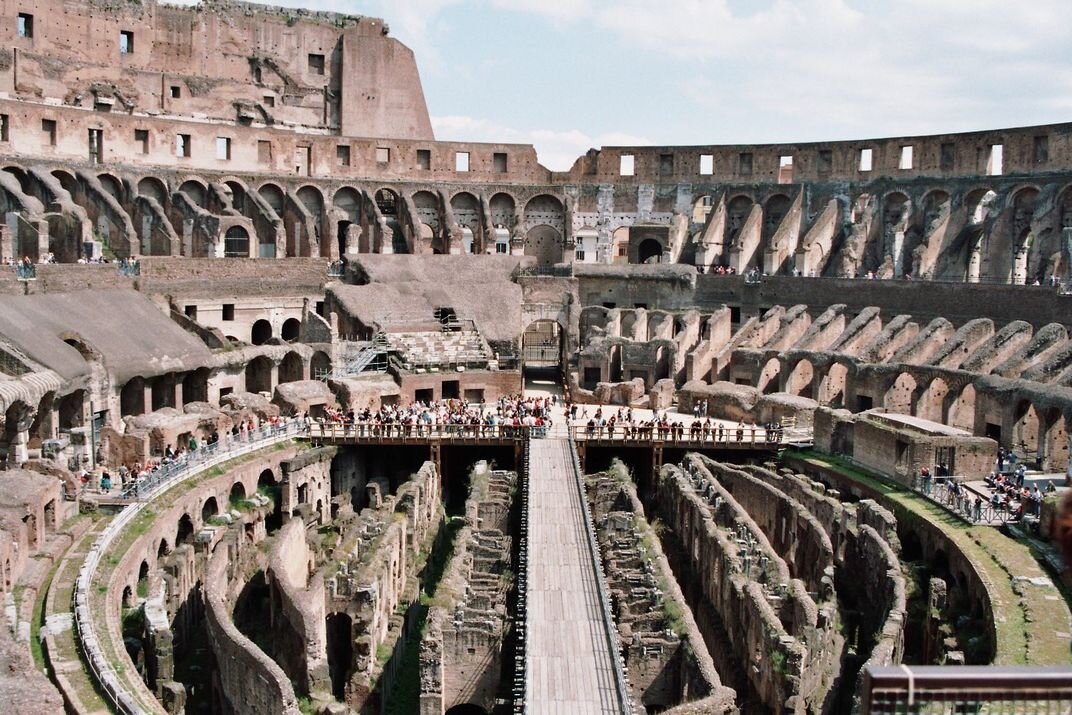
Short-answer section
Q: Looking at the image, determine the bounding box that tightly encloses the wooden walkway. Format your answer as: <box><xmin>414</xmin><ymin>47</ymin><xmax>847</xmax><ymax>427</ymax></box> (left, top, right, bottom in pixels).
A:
<box><xmin>524</xmin><ymin>438</ymin><xmax>630</xmax><ymax>714</ymax></box>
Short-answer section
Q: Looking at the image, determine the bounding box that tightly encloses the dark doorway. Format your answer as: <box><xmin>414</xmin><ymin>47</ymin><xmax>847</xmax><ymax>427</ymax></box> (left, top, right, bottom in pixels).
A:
<box><xmin>326</xmin><ymin>613</ymin><xmax>354</xmax><ymax>700</ymax></box>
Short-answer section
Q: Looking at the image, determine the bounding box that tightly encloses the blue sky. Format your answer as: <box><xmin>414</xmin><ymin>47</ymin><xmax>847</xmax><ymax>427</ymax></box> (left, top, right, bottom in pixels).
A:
<box><xmin>237</xmin><ymin>1</ymin><xmax>1072</xmax><ymax>170</ymax></box>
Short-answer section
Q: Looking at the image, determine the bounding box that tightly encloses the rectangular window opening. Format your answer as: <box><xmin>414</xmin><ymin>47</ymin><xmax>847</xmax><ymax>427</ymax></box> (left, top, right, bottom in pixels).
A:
<box><xmin>263</xmin><ymin>95</ymin><xmax>275</xmax><ymax>107</ymax></box>
<box><xmin>176</xmin><ymin>133</ymin><xmax>191</xmax><ymax>158</ymax></box>
<box><xmin>119</xmin><ymin>30</ymin><xmax>134</xmax><ymax>54</ymax></box>
<box><xmin>858</xmin><ymin>147</ymin><xmax>873</xmax><ymax>172</ymax></box>
<box><xmin>1034</xmin><ymin>135</ymin><xmax>1049</xmax><ymax>164</ymax></box>
<box><xmin>134</xmin><ymin>128</ymin><xmax>148</xmax><ymax>154</ymax></box>
<box><xmin>307</xmin><ymin>53</ymin><xmax>325</xmax><ymax>75</ymax></box>
<box><xmin>169</xmin><ymin>85</ymin><xmax>181</xmax><ymax>99</ymax></box>
<box><xmin>987</xmin><ymin>144</ymin><xmax>1003</xmax><ymax>176</ymax></box>
<box><xmin>17</xmin><ymin>13</ymin><xmax>33</xmax><ymax>39</ymax></box>
<box><xmin>817</xmin><ymin>149</ymin><xmax>832</xmax><ymax>174</ymax></box>
<box><xmin>899</xmin><ymin>145</ymin><xmax>914</xmax><ymax>170</ymax></box>
<box><xmin>184</xmin><ymin>305</ymin><xmax>197</xmax><ymax>319</ymax></box>
<box><xmin>417</xmin><ymin>148</ymin><xmax>431</xmax><ymax>170</ymax></box>
<box><xmin>222</xmin><ymin>304</ymin><xmax>235</xmax><ymax>321</ymax></box>
<box><xmin>778</xmin><ymin>155</ymin><xmax>793</xmax><ymax>184</ymax></box>
<box><xmin>940</xmin><ymin>142</ymin><xmax>955</xmax><ymax>171</ymax></box>
<box><xmin>88</xmin><ymin>128</ymin><xmax>103</xmax><ymax>164</ymax></box>
<box><xmin>619</xmin><ymin>154</ymin><xmax>635</xmax><ymax>176</ymax></box>
<box><xmin>699</xmin><ymin>154</ymin><xmax>714</xmax><ymax>175</ymax></box>
<box><xmin>493</xmin><ymin>152</ymin><xmax>507</xmax><ymax>173</ymax></box>
<box><xmin>257</xmin><ymin>140</ymin><xmax>272</xmax><ymax>165</ymax></box>
<box><xmin>376</xmin><ymin>146</ymin><xmax>390</xmax><ymax>164</ymax></box>
<box><xmin>336</xmin><ymin>144</ymin><xmax>351</xmax><ymax>167</ymax></box>
<box><xmin>0</xmin><ymin>114</ymin><xmax>9</xmax><ymax>142</ymax></box>
<box><xmin>215</xmin><ymin>136</ymin><xmax>231</xmax><ymax>161</ymax></box>
<box><xmin>455</xmin><ymin>151</ymin><xmax>470</xmax><ymax>172</ymax></box>
<box><xmin>738</xmin><ymin>152</ymin><xmax>753</xmax><ymax>176</ymax></box>
<box><xmin>41</xmin><ymin>119</ymin><xmax>56</xmax><ymax>146</ymax></box>
<box><xmin>659</xmin><ymin>153</ymin><xmax>674</xmax><ymax>176</ymax></box>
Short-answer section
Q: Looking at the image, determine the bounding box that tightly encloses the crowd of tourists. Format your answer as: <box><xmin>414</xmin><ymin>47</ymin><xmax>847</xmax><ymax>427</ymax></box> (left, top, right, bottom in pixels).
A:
<box><xmin>317</xmin><ymin>394</ymin><xmax>557</xmax><ymax>436</ymax></box>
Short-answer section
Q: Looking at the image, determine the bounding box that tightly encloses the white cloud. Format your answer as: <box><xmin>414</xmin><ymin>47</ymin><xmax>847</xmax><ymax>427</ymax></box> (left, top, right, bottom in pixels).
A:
<box><xmin>432</xmin><ymin>115</ymin><xmax>652</xmax><ymax>171</ymax></box>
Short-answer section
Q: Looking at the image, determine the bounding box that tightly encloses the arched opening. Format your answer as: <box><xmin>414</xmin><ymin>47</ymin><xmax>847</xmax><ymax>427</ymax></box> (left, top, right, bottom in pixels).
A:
<box><xmin>489</xmin><ymin>192</ymin><xmax>516</xmax><ymax>230</ymax></box>
<box><xmin>1012</xmin><ymin>401</ymin><xmax>1040</xmax><ymax>457</ymax></box>
<box><xmin>258</xmin><ymin>183</ymin><xmax>285</xmax><ymax>214</ymax></box>
<box><xmin>522</xmin><ymin>320</ymin><xmax>562</xmax><ymax>376</ymax></box>
<box><xmin>818</xmin><ymin>363</ymin><xmax>848</xmax><ymax>407</ymax></box>
<box><xmin>756</xmin><ymin>358</ymin><xmax>782</xmax><ymax>393</ymax></box>
<box><xmin>245</xmin><ymin>356</ymin><xmax>273</xmax><ymax>395</ymax></box>
<box><xmin>279</xmin><ymin>352</ymin><xmax>304</xmax><ymax>384</ymax></box>
<box><xmin>224</xmin><ymin>226</ymin><xmax>250</xmax><ymax>258</ymax></box>
<box><xmin>182</xmin><ymin>368</ymin><xmax>210</xmax><ymax>405</ymax></box>
<box><xmin>151</xmin><ymin>375</ymin><xmax>177</xmax><ymax>411</ymax></box>
<box><xmin>883</xmin><ymin>372</ymin><xmax>917</xmax><ymax>415</ymax></box>
<box><xmin>325</xmin><ymin>612</ymin><xmax>354</xmax><ymax>700</ymax></box>
<box><xmin>311</xmin><ymin>351</ymin><xmax>331</xmax><ymax>381</ymax></box>
<box><xmin>726</xmin><ymin>195</ymin><xmax>754</xmax><ymax>242</ymax></box>
<box><xmin>1040</xmin><ymin>410</ymin><xmax>1068</xmax><ymax>473</ymax></box>
<box><xmin>201</xmin><ymin>496</ymin><xmax>219</xmax><ymax>523</ymax></box>
<box><xmin>375</xmin><ymin>188</ymin><xmax>398</xmax><ymax>216</ymax></box>
<box><xmin>914</xmin><ymin>377</ymin><xmax>949</xmax><ymax>424</ymax></box>
<box><xmin>157</xmin><ymin>537</ymin><xmax>171</xmax><ymax>560</ymax></box>
<box><xmin>258</xmin><ymin>469</ymin><xmax>283</xmax><ymax>533</ymax></box>
<box><xmin>786</xmin><ymin>360</ymin><xmax>815</xmax><ymax>399</ymax></box>
<box><xmin>691</xmin><ymin>194</ymin><xmax>714</xmax><ymax>225</ymax></box>
<box><xmin>451</xmin><ymin>192</ymin><xmax>481</xmax><ymax>252</ymax></box>
<box><xmin>763</xmin><ymin>194</ymin><xmax>792</xmax><ymax>243</ymax></box>
<box><xmin>297</xmin><ymin>185</ymin><xmax>325</xmax><ymax>257</ymax></box>
<box><xmin>523</xmin><ymin>225</ymin><xmax>562</xmax><ymax>267</ymax></box>
<box><xmin>224</xmin><ymin>180</ymin><xmax>247</xmax><ymax>213</ymax></box>
<box><xmin>120</xmin><ymin>377</ymin><xmax>146</xmax><ymax>417</ymax></box>
<box><xmin>137</xmin><ymin>560</ymin><xmax>150</xmax><ymax>597</ymax></box>
<box><xmin>334</xmin><ymin>186</ymin><xmax>362</xmax><ymax>256</ymax></box>
<box><xmin>57</xmin><ymin>389</ymin><xmax>86</xmax><ymax>431</ymax></box>
<box><xmin>176</xmin><ymin>513</ymin><xmax>194</xmax><ymax>546</ymax></box>
<box><xmin>445</xmin><ymin>706</ymin><xmax>489</xmax><ymax>715</ymax></box>
<box><xmin>251</xmin><ymin>319</ymin><xmax>272</xmax><ymax>346</ymax></box>
<box><xmin>229</xmin><ymin>481</ymin><xmax>247</xmax><ymax>506</ymax></box>
<box><xmin>947</xmin><ymin>384</ymin><xmax>976</xmax><ymax>432</ymax></box>
<box><xmin>636</xmin><ymin>238</ymin><xmax>663</xmax><ymax>264</ymax></box>
<box><xmin>178</xmin><ymin>179</ymin><xmax>206</xmax><ymax>207</ymax></box>
<box><xmin>281</xmin><ymin>318</ymin><xmax>301</xmax><ymax>343</ymax></box>
<box><xmin>121</xmin><ymin>585</ymin><xmax>134</xmax><ymax>609</ymax></box>
<box><xmin>99</xmin><ymin>173</ymin><xmax>125</xmax><ymax>201</ymax></box>
<box><xmin>137</xmin><ymin>177</ymin><xmax>167</xmax><ymax>204</ymax></box>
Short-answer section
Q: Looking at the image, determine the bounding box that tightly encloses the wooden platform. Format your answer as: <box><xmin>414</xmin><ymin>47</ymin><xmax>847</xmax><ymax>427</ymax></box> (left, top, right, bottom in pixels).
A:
<box><xmin>524</xmin><ymin>438</ymin><xmax>629</xmax><ymax>714</ymax></box>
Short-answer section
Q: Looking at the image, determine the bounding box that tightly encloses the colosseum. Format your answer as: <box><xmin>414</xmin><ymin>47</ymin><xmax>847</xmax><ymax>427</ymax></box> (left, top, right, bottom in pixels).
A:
<box><xmin>0</xmin><ymin>1</ymin><xmax>1069</xmax><ymax>713</ymax></box>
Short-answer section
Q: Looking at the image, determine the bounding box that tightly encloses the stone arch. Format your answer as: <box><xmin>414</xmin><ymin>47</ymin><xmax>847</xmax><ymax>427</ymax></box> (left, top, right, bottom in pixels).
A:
<box><xmin>1011</xmin><ymin>187</ymin><xmax>1040</xmax><ymax>284</ymax></box>
<box><xmin>333</xmin><ymin>186</ymin><xmax>362</xmax><ymax>256</ymax></box>
<box><xmin>637</xmin><ymin>237</ymin><xmax>663</xmax><ymax>264</ymax></box>
<box><xmin>201</xmin><ymin>496</ymin><xmax>219</xmax><ymax>523</ymax></box>
<box><xmin>177</xmin><ymin>178</ymin><xmax>207</xmax><ymax>207</ymax></box>
<box><xmin>914</xmin><ymin>376</ymin><xmax>949</xmax><ymax>423</ymax></box>
<box><xmin>137</xmin><ymin>559</ymin><xmax>150</xmax><ymax>597</ymax></box>
<box><xmin>137</xmin><ymin>176</ymin><xmax>168</xmax><ymax>204</ymax></box>
<box><xmin>1012</xmin><ymin>401</ymin><xmax>1040</xmax><ymax>455</ymax></box>
<box><xmin>99</xmin><ymin>172</ymin><xmax>126</xmax><ymax>201</ymax></box>
<box><xmin>412</xmin><ymin>190</ymin><xmax>441</xmax><ymax>241</ymax></box>
<box><xmin>726</xmin><ymin>195</ymin><xmax>754</xmax><ymax>241</ymax></box>
<box><xmin>756</xmin><ymin>358</ymin><xmax>781</xmax><ymax>393</ymax></box>
<box><xmin>120</xmin><ymin>376</ymin><xmax>146</xmax><ymax>417</ymax></box>
<box><xmin>281</xmin><ymin>318</ymin><xmax>301</xmax><ymax>343</ymax></box>
<box><xmin>818</xmin><ymin>362</ymin><xmax>849</xmax><ymax>407</ymax></box>
<box><xmin>229</xmin><ymin>481</ymin><xmax>247</xmax><ymax>505</ymax></box>
<box><xmin>224</xmin><ymin>225</ymin><xmax>250</xmax><ymax>258</ymax></box>
<box><xmin>883</xmin><ymin>372</ymin><xmax>917</xmax><ymax>415</ymax></box>
<box><xmin>691</xmin><ymin>194</ymin><xmax>714</xmax><ymax>225</ymax></box>
<box><xmin>311</xmin><ymin>351</ymin><xmax>331</xmax><ymax>380</ymax></box>
<box><xmin>375</xmin><ymin>188</ymin><xmax>399</xmax><ymax>216</ymax></box>
<box><xmin>176</xmin><ymin>513</ymin><xmax>194</xmax><ymax>546</ymax></box>
<box><xmin>57</xmin><ymin>389</ymin><xmax>85</xmax><ymax>431</ymax></box>
<box><xmin>258</xmin><ymin>182</ymin><xmax>285</xmax><ymax>214</ymax></box>
<box><xmin>762</xmin><ymin>193</ymin><xmax>791</xmax><ymax>243</ymax></box>
<box><xmin>279</xmin><ymin>351</ymin><xmax>304</xmax><ymax>384</ymax></box>
<box><xmin>451</xmin><ymin>191</ymin><xmax>482</xmax><ymax>252</ymax></box>
<box><xmin>246</xmin><ymin>356</ymin><xmax>273</xmax><ymax>394</ymax></box>
<box><xmin>524</xmin><ymin>225</ymin><xmax>562</xmax><ymax>267</ymax></box>
<box><xmin>611</xmin><ymin>226</ymin><xmax>630</xmax><ymax>263</ymax></box>
<box><xmin>51</xmin><ymin>169</ymin><xmax>79</xmax><ymax>197</ymax></box>
<box><xmin>157</xmin><ymin>537</ymin><xmax>171</xmax><ymax>560</ymax></box>
<box><xmin>251</xmin><ymin>319</ymin><xmax>272</xmax><ymax>346</ymax></box>
<box><xmin>182</xmin><ymin>367</ymin><xmax>210</xmax><ymax>405</ymax></box>
<box><xmin>1040</xmin><ymin>409</ymin><xmax>1068</xmax><ymax>473</ymax></box>
<box><xmin>489</xmin><ymin>192</ymin><xmax>516</xmax><ymax>228</ymax></box>
<box><xmin>222</xmin><ymin>178</ymin><xmax>248</xmax><ymax>213</ymax></box>
<box><xmin>785</xmin><ymin>359</ymin><xmax>814</xmax><ymax>399</ymax></box>
<box><xmin>947</xmin><ymin>383</ymin><xmax>976</xmax><ymax>432</ymax></box>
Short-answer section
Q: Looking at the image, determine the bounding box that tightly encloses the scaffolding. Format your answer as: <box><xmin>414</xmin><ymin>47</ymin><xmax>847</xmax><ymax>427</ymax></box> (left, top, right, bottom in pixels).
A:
<box><xmin>315</xmin><ymin>333</ymin><xmax>390</xmax><ymax>381</ymax></box>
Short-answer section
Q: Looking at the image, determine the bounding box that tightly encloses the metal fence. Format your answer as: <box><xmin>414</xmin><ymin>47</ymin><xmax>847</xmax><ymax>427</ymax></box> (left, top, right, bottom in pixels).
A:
<box><xmin>307</xmin><ymin>421</ymin><xmax>542</xmax><ymax>441</ymax></box>
<box><xmin>910</xmin><ymin>475</ymin><xmax>1036</xmax><ymax>526</ymax></box>
<box><xmin>862</xmin><ymin>665</ymin><xmax>1072</xmax><ymax>714</ymax></box>
<box><xmin>571</xmin><ymin>424</ymin><xmax>782</xmax><ymax>446</ymax></box>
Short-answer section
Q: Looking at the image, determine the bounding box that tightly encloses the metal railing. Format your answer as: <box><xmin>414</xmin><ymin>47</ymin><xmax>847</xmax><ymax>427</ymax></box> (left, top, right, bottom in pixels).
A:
<box><xmin>564</xmin><ymin>435</ymin><xmax>634</xmax><ymax>714</ymax></box>
<box><xmin>570</xmin><ymin>424</ymin><xmax>782</xmax><ymax>446</ymax></box>
<box><xmin>513</xmin><ymin>263</ymin><xmax>574</xmax><ymax>278</ymax></box>
<box><xmin>513</xmin><ymin>438</ymin><xmax>531</xmax><ymax>713</ymax></box>
<box><xmin>862</xmin><ymin>665</ymin><xmax>1072</xmax><ymax>714</ymax></box>
<box><xmin>118</xmin><ymin>421</ymin><xmax>302</xmax><ymax>500</ymax></box>
<box><xmin>73</xmin><ymin>420</ymin><xmax>302</xmax><ymax>713</ymax></box>
<box><xmin>307</xmin><ymin>421</ymin><xmax>542</xmax><ymax>442</ymax></box>
<box><xmin>910</xmin><ymin>475</ymin><xmax>1037</xmax><ymax>526</ymax></box>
